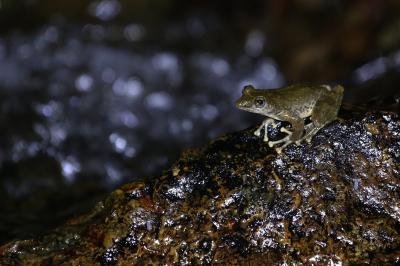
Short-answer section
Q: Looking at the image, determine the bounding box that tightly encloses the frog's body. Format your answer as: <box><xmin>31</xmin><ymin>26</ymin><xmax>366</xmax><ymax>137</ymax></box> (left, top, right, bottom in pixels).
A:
<box><xmin>236</xmin><ymin>84</ymin><xmax>344</xmax><ymax>153</ymax></box>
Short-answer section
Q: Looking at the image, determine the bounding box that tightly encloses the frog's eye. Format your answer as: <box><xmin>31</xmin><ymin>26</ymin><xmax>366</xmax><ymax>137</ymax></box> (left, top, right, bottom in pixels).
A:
<box><xmin>254</xmin><ymin>96</ymin><xmax>266</xmax><ymax>108</ymax></box>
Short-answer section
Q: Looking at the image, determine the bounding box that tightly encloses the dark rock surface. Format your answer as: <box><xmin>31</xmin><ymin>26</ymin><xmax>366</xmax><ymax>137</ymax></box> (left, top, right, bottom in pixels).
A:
<box><xmin>1</xmin><ymin>112</ymin><xmax>400</xmax><ymax>265</ymax></box>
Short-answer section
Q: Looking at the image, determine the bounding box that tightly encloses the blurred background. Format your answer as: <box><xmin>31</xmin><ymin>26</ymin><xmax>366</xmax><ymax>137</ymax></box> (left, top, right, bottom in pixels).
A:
<box><xmin>0</xmin><ymin>0</ymin><xmax>400</xmax><ymax>244</ymax></box>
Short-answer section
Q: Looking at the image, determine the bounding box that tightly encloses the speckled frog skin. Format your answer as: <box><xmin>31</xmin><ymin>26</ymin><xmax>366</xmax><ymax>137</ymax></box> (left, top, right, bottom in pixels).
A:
<box><xmin>236</xmin><ymin>84</ymin><xmax>344</xmax><ymax>153</ymax></box>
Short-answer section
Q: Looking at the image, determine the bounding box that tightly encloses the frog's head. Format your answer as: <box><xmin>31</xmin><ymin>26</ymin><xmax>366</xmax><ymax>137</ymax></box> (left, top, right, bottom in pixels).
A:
<box><xmin>236</xmin><ymin>85</ymin><xmax>270</xmax><ymax>115</ymax></box>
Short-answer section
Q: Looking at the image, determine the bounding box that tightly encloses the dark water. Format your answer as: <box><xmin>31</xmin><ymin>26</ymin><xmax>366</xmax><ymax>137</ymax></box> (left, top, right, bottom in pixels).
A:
<box><xmin>0</xmin><ymin>0</ymin><xmax>399</xmax><ymax>244</ymax></box>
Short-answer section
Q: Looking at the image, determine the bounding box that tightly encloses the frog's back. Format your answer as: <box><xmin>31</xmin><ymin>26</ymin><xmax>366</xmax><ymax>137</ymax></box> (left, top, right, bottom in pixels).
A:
<box><xmin>273</xmin><ymin>84</ymin><xmax>324</xmax><ymax>97</ymax></box>
<box><xmin>267</xmin><ymin>84</ymin><xmax>325</xmax><ymax>116</ymax></box>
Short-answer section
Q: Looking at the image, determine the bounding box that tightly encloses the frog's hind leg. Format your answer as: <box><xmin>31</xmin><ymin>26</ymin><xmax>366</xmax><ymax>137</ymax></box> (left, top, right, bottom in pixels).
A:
<box><xmin>300</xmin><ymin>116</ymin><xmax>327</xmax><ymax>143</ymax></box>
<box><xmin>300</xmin><ymin>86</ymin><xmax>343</xmax><ymax>143</ymax></box>
<box><xmin>301</xmin><ymin>125</ymin><xmax>321</xmax><ymax>143</ymax></box>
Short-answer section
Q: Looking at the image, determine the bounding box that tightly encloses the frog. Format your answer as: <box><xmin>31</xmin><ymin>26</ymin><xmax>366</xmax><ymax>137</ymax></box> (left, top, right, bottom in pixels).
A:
<box><xmin>235</xmin><ymin>84</ymin><xmax>344</xmax><ymax>153</ymax></box>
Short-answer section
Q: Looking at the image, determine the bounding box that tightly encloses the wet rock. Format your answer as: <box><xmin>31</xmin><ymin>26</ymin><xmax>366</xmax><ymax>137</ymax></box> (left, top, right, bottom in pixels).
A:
<box><xmin>1</xmin><ymin>112</ymin><xmax>400</xmax><ymax>265</ymax></box>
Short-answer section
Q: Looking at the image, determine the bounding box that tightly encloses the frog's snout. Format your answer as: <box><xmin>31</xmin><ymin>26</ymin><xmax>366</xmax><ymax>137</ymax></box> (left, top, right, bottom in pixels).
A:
<box><xmin>235</xmin><ymin>99</ymin><xmax>242</xmax><ymax>108</ymax></box>
<box><xmin>235</xmin><ymin>98</ymin><xmax>252</xmax><ymax>109</ymax></box>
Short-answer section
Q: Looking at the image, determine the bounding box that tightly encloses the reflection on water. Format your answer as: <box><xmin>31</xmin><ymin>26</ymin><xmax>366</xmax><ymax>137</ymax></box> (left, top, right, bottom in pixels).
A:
<box><xmin>89</xmin><ymin>0</ymin><xmax>121</xmax><ymax>21</ymax></box>
<box><xmin>0</xmin><ymin>6</ymin><xmax>286</xmax><ymax>242</ymax></box>
<box><xmin>0</xmin><ymin>21</ymin><xmax>285</xmax><ymax>182</ymax></box>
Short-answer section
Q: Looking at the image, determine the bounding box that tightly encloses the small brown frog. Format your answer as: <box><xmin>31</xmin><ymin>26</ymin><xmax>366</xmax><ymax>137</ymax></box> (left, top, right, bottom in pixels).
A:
<box><xmin>236</xmin><ymin>84</ymin><xmax>344</xmax><ymax>153</ymax></box>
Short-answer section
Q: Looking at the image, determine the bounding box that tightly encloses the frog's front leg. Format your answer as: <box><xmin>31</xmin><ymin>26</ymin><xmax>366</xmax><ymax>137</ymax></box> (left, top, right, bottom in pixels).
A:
<box><xmin>268</xmin><ymin>117</ymin><xmax>304</xmax><ymax>152</ymax></box>
<box><xmin>268</xmin><ymin>133</ymin><xmax>291</xmax><ymax>147</ymax></box>
<box><xmin>268</xmin><ymin>131</ymin><xmax>294</xmax><ymax>154</ymax></box>
<box><xmin>254</xmin><ymin>118</ymin><xmax>277</xmax><ymax>141</ymax></box>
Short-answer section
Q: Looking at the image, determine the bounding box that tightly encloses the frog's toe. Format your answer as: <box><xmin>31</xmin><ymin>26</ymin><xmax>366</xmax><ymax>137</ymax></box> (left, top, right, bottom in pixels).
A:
<box><xmin>274</xmin><ymin>140</ymin><xmax>292</xmax><ymax>154</ymax></box>
<box><xmin>280</xmin><ymin>127</ymin><xmax>293</xmax><ymax>135</ymax></box>
<box><xmin>268</xmin><ymin>140</ymin><xmax>281</xmax><ymax>148</ymax></box>
<box><xmin>254</xmin><ymin>124</ymin><xmax>265</xmax><ymax>137</ymax></box>
<box><xmin>268</xmin><ymin>135</ymin><xmax>291</xmax><ymax>147</ymax></box>
<box><xmin>268</xmin><ymin>141</ymin><xmax>274</xmax><ymax>148</ymax></box>
<box><xmin>295</xmin><ymin>140</ymin><xmax>301</xmax><ymax>145</ymax></box>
